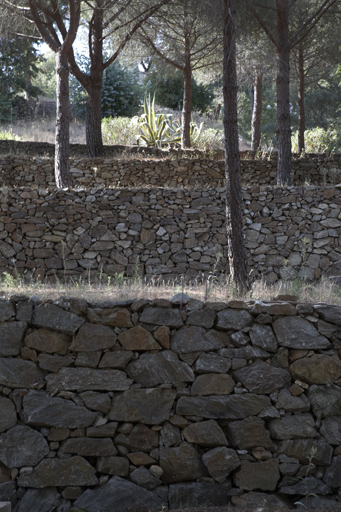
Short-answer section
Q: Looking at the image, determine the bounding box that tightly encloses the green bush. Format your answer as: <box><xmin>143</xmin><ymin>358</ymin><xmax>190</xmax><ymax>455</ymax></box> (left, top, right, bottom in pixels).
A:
<box><xmin>291</xmin><ymin>125</ymin><xmax>341</xmax><ymax>153</ymax></box>
<box><xmin>70</xmin><ymin>57</ymin><xmax>143</xmax><ymax>120</ymax></box>
<box><xmin>143</xmin><ymin>68</ymin><xmax>214</xmax><ymax>112</ymax></box>
<box><xmin>101</xmin><ymin>117</ymin><xmax>138</xmax><ymax>145</ymax></box>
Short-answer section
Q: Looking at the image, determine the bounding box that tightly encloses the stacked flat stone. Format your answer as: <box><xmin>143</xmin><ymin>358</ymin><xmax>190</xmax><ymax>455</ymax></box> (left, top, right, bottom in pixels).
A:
<box><xmin>0</xmin><ymin>295</ymin><xmax>341</xmax><ymax>511</ymax></box>
<box><xmin>0</xmin><ymin>185</ymin><xmax>341</xmax><ymax>283</ymax></box>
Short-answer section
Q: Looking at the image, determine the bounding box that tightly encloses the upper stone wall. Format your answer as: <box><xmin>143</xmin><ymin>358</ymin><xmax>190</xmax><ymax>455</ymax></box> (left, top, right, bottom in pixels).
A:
<box><xmin>0</xmin><ymin>295</ymin><xmax>341</xmax><ymax>511</ymax></box>
<box><xmin>0</xmin><ymin>185</ymin><xmax>341</xmax><ymax>284</ymax></box>
<box><xmin>1</xmin><ymin>153</ymin><xmax>341</xmax><ymax>189</ymax></box>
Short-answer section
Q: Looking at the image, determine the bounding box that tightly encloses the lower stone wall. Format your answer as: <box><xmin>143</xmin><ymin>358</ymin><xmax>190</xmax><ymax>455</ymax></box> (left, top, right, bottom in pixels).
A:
<box><xmin>0</xmin><ymin>295</ymin><xmax>341</xmax><ymax>511</ymax></box>
<box><xmin>1</xmin><ymin>153</ymin><xmax>341</xmax><ymax>189</ymax></box>
<box><xmin>0</xmin><ymin>185</ymin><xmax>341</xmax><ymax>284</ymax></box>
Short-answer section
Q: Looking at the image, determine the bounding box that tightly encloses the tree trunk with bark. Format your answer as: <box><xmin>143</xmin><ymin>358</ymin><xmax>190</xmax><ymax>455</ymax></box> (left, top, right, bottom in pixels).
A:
<box><xmin>222</xmin><ymin>0</ymin><xmax>250</xmax><ymax>292</ymax></box>
<box><xmin>181</xmin><ymin>34</ymin><xmax>192</xmax><ymax>149</ymax></box>
<box><xmin>86</xmin><ymin>77</ymin><xmax>104</xmax><ymax>157</ymax></box>
<box><xmin>276</xmin><ymin>0</ymin><xmax>292</xmax><ymax>186</ymax></box>
<box><xmin>55</xmin><ymin>49</ymin><xmax>71</xmax><ymax>189</ymax></box>
<box><xmin>251</xmin><ymin>70</ymin><xmax>263</xmax><ymax>152</ymax></box>
<box><xmin>297</xmin><ymin>44</ymin><xmax>305</xmax><ymax>155</ymax></box>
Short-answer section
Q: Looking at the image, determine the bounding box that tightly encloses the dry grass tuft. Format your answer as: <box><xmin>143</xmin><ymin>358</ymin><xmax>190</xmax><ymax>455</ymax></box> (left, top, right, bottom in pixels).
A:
<box><xmin>1</xmin><ymin>271</ymin><xmax>341</xmax><ymax>306</ymax></box>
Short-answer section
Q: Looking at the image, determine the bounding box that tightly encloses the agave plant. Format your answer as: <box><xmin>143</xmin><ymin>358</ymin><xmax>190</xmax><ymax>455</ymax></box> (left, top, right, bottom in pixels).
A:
<box><xmin>133</xmin><ymin>95</ymin><xmax>202</xmax><ymax>148</ymax></box>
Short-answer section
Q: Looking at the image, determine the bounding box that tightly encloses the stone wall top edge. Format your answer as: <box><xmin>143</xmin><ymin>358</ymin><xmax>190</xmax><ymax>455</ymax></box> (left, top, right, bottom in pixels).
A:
<box><xmin>1</xmin><ymin>293</ymin><xmax>336</xmax><ymax>309</ymax></box>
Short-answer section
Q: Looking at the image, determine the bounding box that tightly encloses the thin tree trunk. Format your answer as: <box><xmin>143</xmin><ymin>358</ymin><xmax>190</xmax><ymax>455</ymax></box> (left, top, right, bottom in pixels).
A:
<box><xmin>251</xmin><ymin>70</ymin><xmax>263</xmax><ymax>152</ymax></box>
<box><xmin>55</xmin><ymin>49</ymin><xmax>71</xmax><ymax>189</ymax></box>
<box><xmin>222</xmin><ymin>0</ymin><xmax>250</xmax><ymax>292</ymax></box>
<box><xmin>86</xmin><ymin>78</ymin><xmax>104</xmax><ymax>157</ymax></box>
<box><xmin>298</xmin><ymin>44</ymin><xmax>305</xmax><ymax>155</ymax></box>
<box><xmin>181</xmin><ymin>37</ymin><xmax>192</xmax><ymax>149</ymax></box>
<box><xmin>276</xmin><ymin>0</ymin><xmax>292</xmax><ymax>186</ymax></box>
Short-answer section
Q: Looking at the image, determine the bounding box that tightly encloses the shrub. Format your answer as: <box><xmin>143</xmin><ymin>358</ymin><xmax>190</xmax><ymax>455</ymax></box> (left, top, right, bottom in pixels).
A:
<box><xmin>291</xmin><ymin>125</ymin><xmax>341</xmax><ymax>153</ymax></box>
<box><xmin>101</xmin><ymin>117</ymin><xmax>138</xmax><ymax>146</ymax></box>
<box><xmin>192</xmin><ymin>128</ymin><xmax>223</xmax><ymax>150</ymax></box>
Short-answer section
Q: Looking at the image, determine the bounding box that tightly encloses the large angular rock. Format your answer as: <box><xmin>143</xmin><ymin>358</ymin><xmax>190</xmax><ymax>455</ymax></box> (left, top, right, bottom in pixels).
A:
<box><xmin>177</xmin><ymin>394</ymin><xmax>271</xmax><ymax>419</ymax></box>
<box><xmin>25</xmin><ymin>329</ymin><xmax>71</xmax><ymax>355</ymax></box>
<box><xmin>0</xmin><ymin>426</ymin><xmax>48</xmax><ymax>468</ymax></box>
<box><xmin>276</xmin><ymin>388</ymin><xmax>310</xmax><ymax>413</ymax></box>
<box><xmin>21</xmin><ymin>390</ymin><xmax>99</xmax><ymax>428</ymax></box>
<box><xmin>269</xmin><ymin>414</ymin><xmax>316</xmax><ymax>440</ymax></box>
<box><xmin>0</xmin><ymin>300</ymin><xmax>14</xmax><ymax>322</ymax></box>
<box><xmin>233</xmin><ymin>460</ymin><xmax>280</xmax><ymax>491</ymax></box>
<box><xmin>169</xmin><ymin>482</ymin><xmax>232</xmax><ymax>509</ymax></box>
<box><xmin>323</xmin><ymin>456</ymin><xmax>341</xmax><ymax>488</ymax></box>
<box><xmin>73</xmin><ymin>476</ymin><xmax>165</xmax><ymax>512</ymax></box>
<box><xmin>280</xmin><ymin>476</ymin><xmax>331</xmax><ymax>495</ymax></box>
<box><xmin>33</xmin><ymin>304</ymin><xmax>85</xmax><ymax>335</ymax></box>
<box><xmin>183</xmin><ymin>420</ymin><xmax>228</xmax><ymax>447</ymax></box>
<box><xmin>202</xmin><ymin>447</ymin><xmax>240</xmax><ymax>483</ymax></box>
<box><xmin>308</xmin><ymin>384</ymin><xmax>341</xmax><ymax>419</ymax></box>
<box><xmin>171</xmin><ymin>327</ymin><xmax>226</xmax><ymax>354</ymax></box>
<box><xmin>17</xmin><ymin>488</ymin><xmax>63</xmax><ymax>512</ymax></box>
<box><xmin>46</xmin><ymin>367</ymin><xmax>132</xmax><ymax>392</ymax></box>
<box><xmin>18</xmin><ymin>456</ymin><xmax>98</xmax><ymax>488</ymax></box>
<box><xmin>194</xmin><ymin>353</ymin><xmax>231</xmax><ymax>374</ymax></box>
<box><xmin>314</xmin><ymin>305</ymin><xmax>341</xmax><ymax>325</ymax></box>
<box><xmin>290</xmin><ymin>354</ymin><xmax>341</xmax><ymax>385</ymax></box>
<box><xmin>273</xmin><ymin>316</ymin><xmax>330</xmax><ymax>349</ymax></box>
<box><xmin>0</xmin><ymin>397</ymin><xmax>16</xmax><ymax>433</ymax></box>
<box><xmin>140</xmin><ymin>307</ymin><xmax>183</xmax><ymax>328</ymax></box>
<box><xmin>221</xmin><ymin>346</ymin><xmax>270</xmax><ymax>359</ymax></box>
<box><xmin>109</xmin><ymin>388</ymin><xmax>176</xmax><ymax>424</ymax></box>
<box><xmin>114</xmin><ymin>423</ymin><xmax>159</xmax><ymax>452</ymax></box>
<box><xmin>249</xmin><ymin>324</ymin><xmax>278</xmax><ymax>353</ymax></box>
<box><xmin>320</xmin><ymin>416</ymin><xmax>341</xmax><ymax>445</ymax></box>
<box><xmin>80</xmin><ymin>391</ymin><xmax>111</xmax><ymax>414</ymax></box>
<box><xmin>188</xmin><ymin>309</ymin><xmax>216</xmax><ymax>328</ymax></box>
<box><xmin>233</xmin><ymin>360</ymin><xmax>291</xmax><ymax>394</ymax></box>
<box><xmin>69</xmin><ymin>323</ymin><xmax>117</xmax><ymax>352</ymax></box>
<box><xmin>226</xmin><ymin>417</ymin><xmax>273</xmax><ymax>449</ymax></box>
<box><xmin>216</xmin><ymin>309</ymin><xmax>253</xmax><ymax>330</ymax></box>
<box><xmin>99</xmin><ymin>350</ymin><xmax>133</xmax><ymax>369</ymax></box>
<box><xmin>130</xmin><ymin>466</ymin><xmax>161</xmax><ymax>490</ymax></box>
<box><xmin>38</xmin><ymin>354</ymin><xmax>74</xmax><ymax>372</ymax></box>
<box><xmin>87</xmin><ymin>307</ymin><xmax>133</xmax><ymax>327</ymax></box>
<box><xmin>277</xmin><ymin>438</ymin><xmax>332</xmax><ymax>465</ymax></box>
<box><xmin>97</xmin><ymin>456</ymin><xmax>129</xmax><ymax>477</ymax></box>
<box><xmin>159</xmin><ymin>443</ymin><xmax>206</xmax><ymax>483</ymax></box>
<box><xmin>0</xmin><ymin>481</ymin><xmax>16</xmax><ymax>508</ymax></box>
<box><xmin>231</xmin><ymin>491</ymin><xmax>292</xmax><ymax>510</ymax></box>
<box><xmin>0</xmin><ymin>358</ymin><xmax>43</xmax><ymax>389</ymax></box>
<box><xmin>0</xmin><ymin>322</ymin><xmax>26</xmax><ymax>356</ymax></box>
<box><xmin>118</xmin><ymin>326</ymin><xmax>161</xmax><ymax>351</ymax></box>
<box><xmin>61</xmin><ymin>437</ymin><xmax>116</xmax><ymax>456</ymax></box>
<box><xmin>191</xmin><ymin>373</ymin><xmax>234</xmax><ymax>395</ymax></box>
<box><xmin>161</xmin><ymin>422</ymin><xmax>181</xmax><ymax>447</ymax></box>
<box><xmin>127</xmin><ymin>351</ymin><xmax>194</xmax><ymax>387</ymax></box>
<box><xmin>87</xmin><ymin>422</ymin><xmax>118</xmax><ymax>438</ymax></box>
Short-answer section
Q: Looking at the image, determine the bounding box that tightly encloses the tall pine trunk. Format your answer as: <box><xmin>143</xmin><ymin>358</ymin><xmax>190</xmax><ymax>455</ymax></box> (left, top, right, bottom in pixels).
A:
<box><xmin>297</xmin><ymin>44</ymin><xmax>305</xmax><ymax>155</ymax></box>
<box><xmin>86</xmin><ymin>77</ymin><xmax>104</xmax><ymax>157</ymax></box>
<box><xmin>55</xmin><ymin>49</ymin><xmax>71</xmax><ymax>189</ymax></box>
<box><xmin>251</xmin><ymin>71</ymin><xmax>263</xmax><ymax>151</ymax></box>
<box><xmin>181</xmin><ymin>36</ymin><xmax>192</xmax><ymax>149</ymax></box>
<box><xmin>222</xmin><ymin>0</ymin><xmax>250</xmax><ymax>292</ymax></box>
<box><xmin>276</xmin><ymin>0</ymin><xmax>292</xmax><ymax>186</ymax></box>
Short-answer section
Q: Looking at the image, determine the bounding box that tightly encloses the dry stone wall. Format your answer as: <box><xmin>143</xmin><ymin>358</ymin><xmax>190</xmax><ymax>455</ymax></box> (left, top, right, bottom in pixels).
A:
<box><xmin>0</xmin><ymin>295</ymin><xmax>341</xmax><ymax>512</ymax></box>
<box><xmin>1</xmin><ymin>185</ymin><xmax>341</xmax><ymax>284</ymax></box>
<box><xmin>1</xmin><ymin>154</ymin><xmax>341</xmax><ymax>189</ymax></box>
